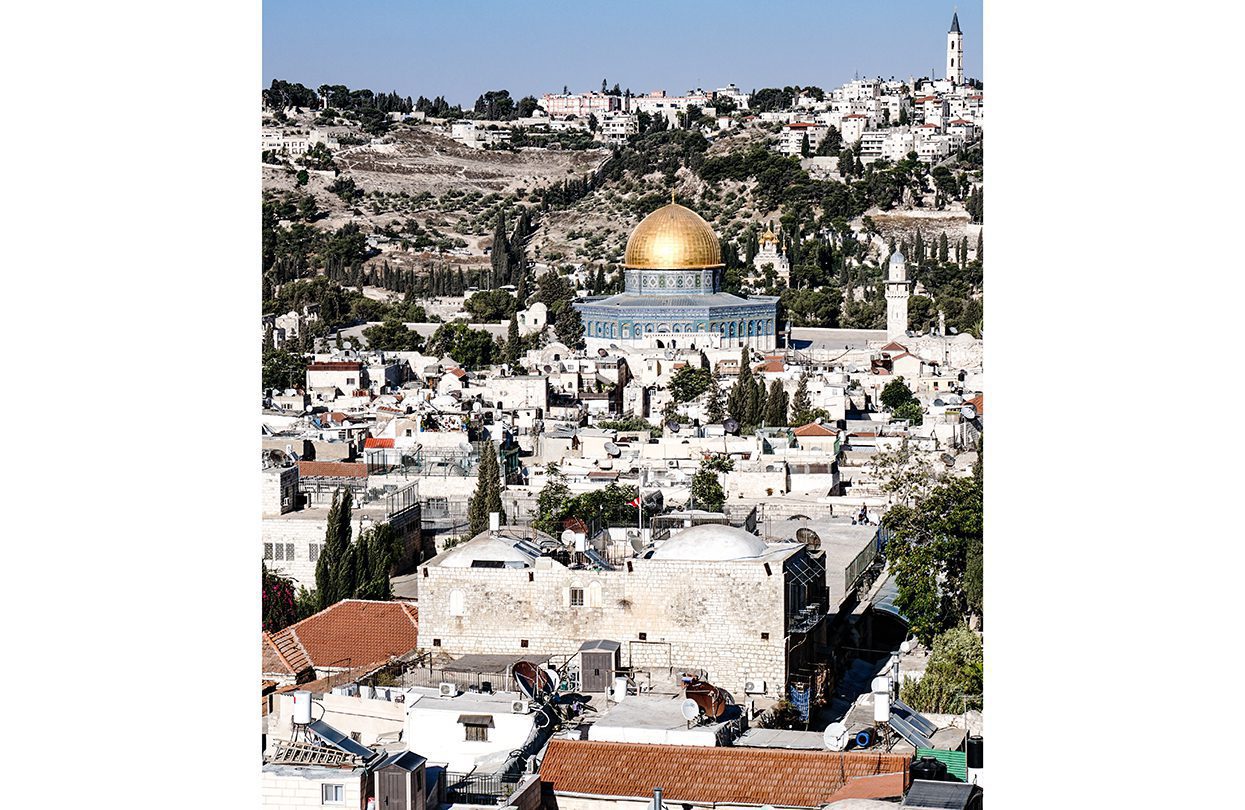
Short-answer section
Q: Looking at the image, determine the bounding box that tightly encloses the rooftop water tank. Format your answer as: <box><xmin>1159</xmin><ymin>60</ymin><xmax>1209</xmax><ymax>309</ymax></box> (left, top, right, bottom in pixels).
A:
<box><xmin>292</xmin><ymin>690</ymin><xmax>313</xmax><ymax>726</ymax></box>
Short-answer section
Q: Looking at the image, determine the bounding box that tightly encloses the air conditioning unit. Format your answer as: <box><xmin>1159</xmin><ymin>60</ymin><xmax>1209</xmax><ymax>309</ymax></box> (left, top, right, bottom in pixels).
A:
<box><xmin>511</xmin><ymin>699</ymin><xmax>530</xmax><ymax>714</ymax></box>
<box><xmin>743</xmin><ymin>679</ymin><xmax>766</xmax><ymax>695</ymax></box>
<box><xmin>438</xmin><ymin>682</ymin><xmax>457</xmax><ymax>697</ymax></box>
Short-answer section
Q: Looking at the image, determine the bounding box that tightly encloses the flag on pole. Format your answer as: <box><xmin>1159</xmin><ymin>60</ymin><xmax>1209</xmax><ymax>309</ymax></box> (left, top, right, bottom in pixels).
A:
<box><xmin>628</xmin><ymin>496</ymin><xmax>641</xmax><ymax>508</ymax></box>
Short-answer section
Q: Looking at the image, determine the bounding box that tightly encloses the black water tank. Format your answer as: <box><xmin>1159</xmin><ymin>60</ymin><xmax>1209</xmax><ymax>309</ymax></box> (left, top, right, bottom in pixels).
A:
<box><xmin>481</xmin><ymin>681</ymin><xmax>493</xmax><ymax>694</ymax></box>
<box><xmin>966</xmin><ymin>735</ymin><xmax>983</xmax><ymax>769</ymax></box>
<box><xmin>911</xmin><ymin>756</ymin><xmax>948</xmax><ymax>782</ymax></box>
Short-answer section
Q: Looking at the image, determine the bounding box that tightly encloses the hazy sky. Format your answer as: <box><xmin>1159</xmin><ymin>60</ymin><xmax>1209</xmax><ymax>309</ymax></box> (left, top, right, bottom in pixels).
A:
<box><xmin>263</xmin><ymin>1</ymin><xmax>982</xmax><ymax>106</ymax></box>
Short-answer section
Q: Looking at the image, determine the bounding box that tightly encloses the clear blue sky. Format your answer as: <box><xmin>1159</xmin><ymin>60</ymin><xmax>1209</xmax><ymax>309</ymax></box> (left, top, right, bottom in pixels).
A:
<box><xmin>263</xmin><ymin>1</ymin><xmax>982</xmax><ymax>106</ymax></box>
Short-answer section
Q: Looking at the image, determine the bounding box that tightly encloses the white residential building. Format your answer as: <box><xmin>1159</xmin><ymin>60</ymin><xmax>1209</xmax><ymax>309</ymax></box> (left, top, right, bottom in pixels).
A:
<box><xmin>541</xmin><ymin>91</ymin><xmax>621</xmax><ymax>118</ymax></box>
<box><xmin>597</xmin><ymin>112</ymin><xmax>638</xmax><ymax>145</ymax></box>
<box><xmin>779</xmin><ymin>122</ymin><xmax>827</xmax><ymax>156</ymax></box>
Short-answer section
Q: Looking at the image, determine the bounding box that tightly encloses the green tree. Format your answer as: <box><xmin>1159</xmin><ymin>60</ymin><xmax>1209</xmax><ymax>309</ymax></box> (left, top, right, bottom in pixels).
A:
<box><xmin>765</xmin><ymin>379</ymin><xmax>788</xmax><ymax>426</ymax></box>
<box><xmin>884</xmin><ymin>474</ymin><xmax>983</xmax><ymax>642</ymax></box>
<box><xmin>294</xmin><ymin>586</ymin><xmax>318</xmax><ymax>620</ymax></box>
<box><xmin>427</xmin><ymin>322</ymin><xmax>500</xmax><ymax>369</ymax></box>
<box><xmin>790</xmin><ymin>371</ymin><xmax>813</xmax><ymax>425</ymax></box>
<box><xmin>467</xmin><ymin>441</ymin><xmax>504</xmax><ymax>537</ymax></box>
<box><xmin>900</xmin><ymin>626</ymin><xmax>983</xmax><ymax>713</ymax></box>
<box><xmin>799</xmin><ymin>133</ymin><xmax>811</xmax><ymax>158</ymax></box>
<box><xmin>465</xmin><ymin>289</ymin><xmax>517</xmax><ymax>322</ymax></box>
<box><xmin>727</xmin><ymin>348</ymin><xmax>755</xmax><ymax>425</ymax></box>
<box><xmin>315</xmin><ymin>488</ymin><xmax>354</xmax><ymax>610</ymax></box>
<box><xmin>262</xmin><ymin>347</ymin><xmax>308</xmax><ymax>391</ymax></box>
<box><xmin>704</xmin><ymin>377</ymin><xmax>725</xmax><ymax>423</ymax></box>
<box><xmin>554</xmin><ymin>304</ymin><xmax>585</xmax><ymax>350</ymax></box>
<box><xmin>362</xmin><ymin>317</ymin><xmax>424</xmax><ymax>351</ymax></box>
<box><xmin>295</xmin><ymin>169</ymin><xmax>309</xmax><ymax>187</ymax></box>
<box><xmin>505</xmin><ymin>313</ymin><xmax>520</xmax><ymax>366</ymax></box>
<box><xmin>880</xmin><ymin>378</ymin><xmax>915</xmax><ymax>410</ymax></box>
<box><xmin>892</xmin><ymin>400</ymin><xmax>924</xmax><ymax>425</ymax></box>
<box><xmin>669</xmin><ymin>366</ymin><xmax>712</xmax><ymax>403</ymax></box>
<box><xmin>533</xmin><ymin>463</ymin><xmax>571</xmax><ymax>535</ymax></box>
<box><xmin>690</xmin><ymin>460</ymin><xmax>727</xmax><ymax>513</ymax></box>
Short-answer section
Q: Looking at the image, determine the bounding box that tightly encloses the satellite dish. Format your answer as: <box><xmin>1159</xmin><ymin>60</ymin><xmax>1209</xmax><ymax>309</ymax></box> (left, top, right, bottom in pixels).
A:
<box><xmin>723</xmin><ymin>418</ymin><xmax>739</xmax><ymax>435</ymax></box>
<box><xmin>960</xmin><ymin>405</ymin><xmax>977</xmax><ymax>419</ymax></box>
<box><xmin>899</xmin><ymin>640</ymin><xmax>913</xmax><ymax>654</ymax></box>
<box><xmin>680</xmin><ymin>699</ymin><xmax>701</xmax><ymax>721</ymax></box>
<box><xmin>666</xmin><ymin>421</ymin><xmax>680</xmax><ymax>433</ymax></box>
<box><xmin>823</xmin><ymin>722</ymin><xmax>849</xmax><ymax>751</ymax></box>
<box><xmin>542</xmin><ymin>666</ymin><xmax>562</xmax><ymax>693</ymax></box>
<box><xmin>628</xmin><ymin>530</ymin><xmax>645</xmax><ymax>553</ymax></box>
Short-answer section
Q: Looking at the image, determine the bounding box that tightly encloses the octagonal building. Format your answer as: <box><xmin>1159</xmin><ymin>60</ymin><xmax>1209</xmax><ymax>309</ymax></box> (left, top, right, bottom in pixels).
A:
<box><xmin>574</xmin><ymin>201</ymin><xmax>780</xmax><ymax>351</ymax></box>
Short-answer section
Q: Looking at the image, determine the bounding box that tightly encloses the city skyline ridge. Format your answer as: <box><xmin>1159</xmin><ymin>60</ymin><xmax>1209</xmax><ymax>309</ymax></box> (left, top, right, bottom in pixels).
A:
<box><xmin>263</xmin><ymin>0</ymin><xmax>982</xmax><ymax>107</ymax></box>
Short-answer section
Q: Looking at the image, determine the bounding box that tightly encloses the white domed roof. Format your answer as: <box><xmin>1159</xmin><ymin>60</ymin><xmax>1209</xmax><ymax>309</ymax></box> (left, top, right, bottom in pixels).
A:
<box><xmin>650</xmin><ymin>523</ymin><xmax>769</xmax><ymax>561</ymax></box>
<box><xmin>436</xmin><ymin>533</ymin><xmax>543</xmax><ymax>568</ymax></box>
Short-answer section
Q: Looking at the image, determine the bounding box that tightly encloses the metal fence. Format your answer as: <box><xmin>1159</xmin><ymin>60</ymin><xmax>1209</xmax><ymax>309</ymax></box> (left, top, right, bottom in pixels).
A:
<box><xmin>443</xmin><ymin>772</ymin><xmax>522</xmax><ymax>805</ymax></box>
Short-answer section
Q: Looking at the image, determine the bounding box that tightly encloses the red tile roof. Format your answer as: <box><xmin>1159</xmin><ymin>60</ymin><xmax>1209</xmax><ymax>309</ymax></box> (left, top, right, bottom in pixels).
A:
<box><xmin>263</xmin><ymin>630</ymin><xmax>312</xmax><ymax>678</ymax></box>
<box><xmin>298</xmin><ymin>461</ymin><xmax>368</xmax><ymax>479</ymax></box>
<box><xmin>793</xmin><ymin>423</ymin><xmax>839</xmax><ymax>437</ymax></box>
<box><xmin>880</xmin><ymin>341</ymin><xmax>908</xmax><ymax>353</ymax></box>
<box><xmin>364</xmin><ymin>438</ymin><xmax>395</xmax><ymax>449</ymax></box>
<box><xmin>967</xmin><ymin>394</ymin><xmax>984</xmax><ymax>416</ymax></box>
<box><xmin>539</xmin><ymin>740</ymin><xmax>909</xmax><ymax>807</ymax></box>
<box><xmin>268</xmin><ymin>600</ymin><xmax>419</xmax><ymax>673</ymax></box>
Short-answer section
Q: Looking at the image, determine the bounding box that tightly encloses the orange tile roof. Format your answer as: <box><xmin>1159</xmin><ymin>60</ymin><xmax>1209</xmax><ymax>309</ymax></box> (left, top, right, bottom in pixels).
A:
<box><xmin>364</xmin><ymin>437</ymin><xmax>395</xmax><ymax>449</ymax></box>
<box><xmin>263</xmin><ymin>629</ymin><xmax>312</xmax><ymax>678</ymax></box>
<box><xmin>280</xmin><ymin>599</ymin><xmax>419</xmax><ymax>671</ymax></box>
<box><xmin>967</xmin><ymin>394</ymin><xmax>984</xmax><ymax>416</ymax></box>
<box><xmin>880</xmin><ymin>341</ymin><xmax>908</xmax><ymax>353</ymax></box>
<box><xmin>793</xmin><ymin>423</ymin><xmax>839</xmax><ymax>437</ymax></box>
<box><xmin>539</xmin><ymin>740</ymin><xmax>909</xmax><ymax>807</ymax></box>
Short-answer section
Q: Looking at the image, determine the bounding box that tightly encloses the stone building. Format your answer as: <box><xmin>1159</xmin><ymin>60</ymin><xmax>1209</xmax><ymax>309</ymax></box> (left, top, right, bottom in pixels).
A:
<box><xmin>574</xmin><ymin>201</ymin><xmax>779</xmax><ymax>352</ymax></box>
<box><xmin>885</xmin><ymin>249</ymin><xmax>910</xmax><ymax>340</ymax></box>
<box><xmin>749</xmin><ymin>226</ymin><xmax>790</xmax><ymax>286</ymax></box>
<box><xmin>416</xmin><ymin>522</ymin><xmax>827</xmax><ymax>700</ymax></box>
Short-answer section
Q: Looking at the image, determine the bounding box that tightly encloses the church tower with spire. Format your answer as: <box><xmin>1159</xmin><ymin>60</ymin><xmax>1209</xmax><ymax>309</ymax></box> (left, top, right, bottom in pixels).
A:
<box><xmin>947</xmin><ymin>11</ymin><xmax>964</xmax><ymax>85</ymax></box>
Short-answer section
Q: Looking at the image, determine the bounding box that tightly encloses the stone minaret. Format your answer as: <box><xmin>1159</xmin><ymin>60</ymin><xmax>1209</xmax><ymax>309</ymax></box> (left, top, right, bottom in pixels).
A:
<box><xmin>947</xmin><ymin>12</ymin><xmax>964</xmax><ymax>85</ymax></box>
<box><xmin>886</xmin><ymin>249</ymin><xmax>910</xmax><ymax>340</ymax></box>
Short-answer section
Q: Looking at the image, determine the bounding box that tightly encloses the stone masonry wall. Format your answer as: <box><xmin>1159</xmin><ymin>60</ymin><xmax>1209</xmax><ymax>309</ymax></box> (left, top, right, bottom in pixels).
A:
<box><xmin>419</xmin><ymin>557</ymin><xmax>790</xmax><ymax>698</ymax></box>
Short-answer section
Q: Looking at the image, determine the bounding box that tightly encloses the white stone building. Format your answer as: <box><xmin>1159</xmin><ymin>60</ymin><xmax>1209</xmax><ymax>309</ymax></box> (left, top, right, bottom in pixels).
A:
<box><xmin>416</xmin><ymin>523</ymin><xmax>828</xmax><ymax>700</ymax></box>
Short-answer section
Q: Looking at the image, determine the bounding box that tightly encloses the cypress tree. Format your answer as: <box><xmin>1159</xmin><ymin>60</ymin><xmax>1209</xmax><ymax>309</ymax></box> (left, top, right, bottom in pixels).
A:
<box><xmin>976</xmin><ymin>230</ymin><xmax>983</xmax><ymax>262</ymax></box>
<box><xmin>704</xmin><ymin>378</ymin><xmax>725</xmax><ymax>423</ymax></box>
<box><xmin>315</xmin><ymin>488</ymin><xmax>353</xmax><ymax>610</ymax></box>
<box><xmin>791</xmin><ymin>372</ymin><xmax>813</xmax><ymax>426</ymax></box>
<box><xmin>467</xmin><ymin>441</ymin><xmax>504</xmax><ymax>537</ymax></box>
<box><xmin>751</xmin><ymin>378</ymin><xmax>767</xmax><ymax>427</ymax></box>
<box><xmin>505</xmin><ymin>313</ymin><xmax>520</xmax><ymax>365</ymax></box>
<box><xmin>938</xmin><ymin>232</ymin><xmax>949</xmax><ymax>263</ymax></box>
<box><xmin>765</xmin><ymin>379</ymin><xmax>787</xmax><ymax>426</ymax></box>
<box><xmin>727</xmin><ymin>347</ymin><xmax>753</xmax><ymax>424</ymax></box>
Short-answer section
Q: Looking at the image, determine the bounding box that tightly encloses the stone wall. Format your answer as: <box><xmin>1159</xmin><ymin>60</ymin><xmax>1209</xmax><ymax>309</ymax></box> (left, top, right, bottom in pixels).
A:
<box><xmin>419</xmin><ymin>555</ymin><xmax>791</xmax><ymax>697</ymax></box>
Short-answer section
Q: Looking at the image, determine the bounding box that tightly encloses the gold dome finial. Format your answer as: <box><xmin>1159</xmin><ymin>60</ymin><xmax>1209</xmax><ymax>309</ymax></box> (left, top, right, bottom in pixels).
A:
<box><xmin>624</xmin><ymin>201</ymin><xmax>723</xmax><ymax>269</ymax></box>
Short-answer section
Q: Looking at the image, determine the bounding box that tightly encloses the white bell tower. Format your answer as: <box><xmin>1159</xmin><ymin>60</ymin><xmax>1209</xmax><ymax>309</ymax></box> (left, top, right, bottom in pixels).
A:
<box><xmin>886</xmin><ymin>249</ymin><xmax>910</xmax><ymax>340</ymax></box>
<box><xmin>947</xmin><ymin>12</ymin><xmax>964</xmax><ymax>85</ymax></box>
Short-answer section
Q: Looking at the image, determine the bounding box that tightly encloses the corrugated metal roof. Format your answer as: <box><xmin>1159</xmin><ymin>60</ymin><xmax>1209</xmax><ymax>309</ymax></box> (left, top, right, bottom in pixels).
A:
<box><xmin>915</xmin><ymin>748</ymin><xmax>968</xmax><ymax>781</ymax></box>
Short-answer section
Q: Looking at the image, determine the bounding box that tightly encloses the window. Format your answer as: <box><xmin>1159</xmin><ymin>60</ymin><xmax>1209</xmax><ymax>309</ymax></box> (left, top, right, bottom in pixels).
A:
<box><xmin>570</xmin><ymin>588</ymin><xmax>585</xmax><ymax>607</ymax></box>
<box><xmin>449</xmin><ymin>589</ymin><xmax>466</xmax><ymax>617</ymax></box>
<box><xmin>464</xmin><ymin>723</ymin><xmax>490</xmax><ymax>742</ymax></box>
<box><xmin>309</xmin><ymin>543</ymin><xmax>323</xmax><ymax>563</ymax></box>
<box><xmin>321</xmin><ymin>784</ymin><xmax>344</xmax><ymax>804</ymax></box>
<box><xmin>263</xmin><ymin>543</ymin><xmax>274</xmax><ymax>561</ymax></box>
<box><xmin>405</xmin><ymin>429</ymin><xmax>413</xmax><ymax>437</ymax></box>
<box><xmin>346</xmin><ymin>377</ymin><xmax>356</xmax><ymax>385</ymax></box>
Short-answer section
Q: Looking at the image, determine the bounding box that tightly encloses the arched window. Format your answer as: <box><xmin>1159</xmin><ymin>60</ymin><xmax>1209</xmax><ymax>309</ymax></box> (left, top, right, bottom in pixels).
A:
<box><xmin>449</xmin><ymin>589</ymin><xmax>466</xmax><ymax>617</ymax></box>
<box><xmin>588</xmin><ymin>581</ymin><xmax>603</xmax><ymax>608</ymax></box>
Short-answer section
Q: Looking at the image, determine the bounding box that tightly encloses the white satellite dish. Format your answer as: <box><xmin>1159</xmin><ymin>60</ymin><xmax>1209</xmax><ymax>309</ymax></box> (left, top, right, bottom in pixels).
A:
<box><xmin>823</xmin><ymin>722</ymin><xmax>849</xmax><ymax>751</ymax></box>
<box><xmin>680</xmin><ymin>699</ymin><xmax>700</xmax><ymax>721</ymax></box>
<box><xmin>899</xmin><ymin>640</ymin><xmax>913</xmax><ymax>654</ymax></box>
<box><xmin>542</xmin><ymin>666</ymin><xmax>561</xmax><ymax>693</ymax></box>
<box><xmin>628</xmin><ymin>530</ymin><xmax>645</xmax><ymax>553</ymax></box>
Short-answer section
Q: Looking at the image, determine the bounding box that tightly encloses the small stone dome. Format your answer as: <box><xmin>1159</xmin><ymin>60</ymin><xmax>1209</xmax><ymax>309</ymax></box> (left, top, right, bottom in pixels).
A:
<box><xmin>650</xmin><ymin>523</ymin><xmax>769</xmax><ymax>561</ymax></box>
<box><xmin>435</xmin><ymin>529</ymin><xmax>554</xmax><ymax>568</ymax></box>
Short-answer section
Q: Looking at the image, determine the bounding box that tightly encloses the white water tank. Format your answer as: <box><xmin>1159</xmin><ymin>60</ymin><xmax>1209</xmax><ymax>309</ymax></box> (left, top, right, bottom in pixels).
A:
<box><xmin>612</xmin><ymin>676</ymin><xmax>629</xmax><ymax>703</ymax></box>
<box><xmin>361</xmin><ymin>684</ymin><xmax>376</xmax><ymax>700</ymax></box>
<box><xmin>292</xmin><ymin>690</ymin><xmax>313</xmax><ymax>725</ymax></box>
<box><xmin>874</xmin><ymin>689</ymin><xmax>891</xmax><ymax>724</ymax></box>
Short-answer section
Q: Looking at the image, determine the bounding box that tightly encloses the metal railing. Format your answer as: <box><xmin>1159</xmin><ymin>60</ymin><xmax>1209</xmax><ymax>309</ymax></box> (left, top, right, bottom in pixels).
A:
<box><xmin>443</xmin><ymin>771</ymin><xmax>522</xmax><ymax>805</ymax></box>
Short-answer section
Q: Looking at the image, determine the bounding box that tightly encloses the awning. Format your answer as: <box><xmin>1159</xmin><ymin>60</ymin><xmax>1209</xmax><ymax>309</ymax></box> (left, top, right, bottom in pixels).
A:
<box><xmin>456</xmin><ymin>714</ymin><xmax>495</xmax><ymax>727</ymax></box>
<box><xmin>871</xmin><ymin>573</ymin><xmax>910</xmax><ymax>624</ymax></box>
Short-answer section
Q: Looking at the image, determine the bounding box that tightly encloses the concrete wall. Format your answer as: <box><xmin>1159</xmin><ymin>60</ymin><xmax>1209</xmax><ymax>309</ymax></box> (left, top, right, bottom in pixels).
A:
<box><xmin>405</xmin><ymin>698</ymin><xmax>538</xmax><ymax>772</ymax></box>
<box><xmin>269</xmin><ymin>691</ymin><xmax>407</xmax><ymax>749</ymax></box>
<box><xmin>418</xmin><ymin>555</ymin><xmax>790</xmax><ymax>698</ymax></box>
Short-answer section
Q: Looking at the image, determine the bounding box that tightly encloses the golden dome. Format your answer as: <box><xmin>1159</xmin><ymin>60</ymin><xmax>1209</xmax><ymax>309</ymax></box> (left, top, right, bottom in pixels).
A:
<box><xmin>624</xmin><ymin>202</ymin><xmax>723</xmax><ymax>269</ymax></box>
